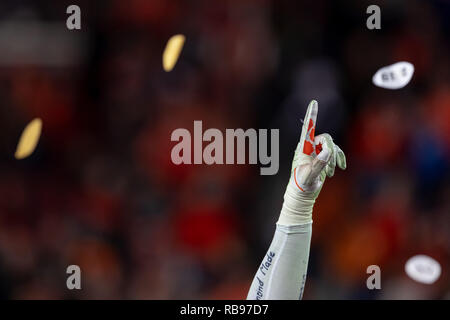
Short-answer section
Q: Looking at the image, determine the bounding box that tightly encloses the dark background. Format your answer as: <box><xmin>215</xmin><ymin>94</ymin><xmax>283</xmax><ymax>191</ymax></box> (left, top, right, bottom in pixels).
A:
<box><xmin>0</xmin><ymin>0</ymin><xmax>448</xmax><ymax>299</ymax></box>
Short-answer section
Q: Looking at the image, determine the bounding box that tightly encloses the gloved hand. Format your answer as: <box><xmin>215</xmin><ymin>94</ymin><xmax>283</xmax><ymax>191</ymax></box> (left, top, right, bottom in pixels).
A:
<box><xmin>277</xmin><ymin>100</ymin><xmax>346</xmax><ymax>226</ymax></box>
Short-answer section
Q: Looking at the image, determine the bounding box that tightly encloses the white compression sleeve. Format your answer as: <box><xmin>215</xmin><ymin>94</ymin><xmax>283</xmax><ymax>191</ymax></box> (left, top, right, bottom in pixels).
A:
<box><xmin>246</xmin><ymin>223</ymin><xmax>312</xmax><ymax>300</ymax></box>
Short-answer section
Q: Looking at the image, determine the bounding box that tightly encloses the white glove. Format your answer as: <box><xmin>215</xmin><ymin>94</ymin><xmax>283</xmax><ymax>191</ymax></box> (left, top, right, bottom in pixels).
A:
<box><xmin>277</xmin><ymin>100</ymin><xmax>346</xmax><ymax>226</ymax></box>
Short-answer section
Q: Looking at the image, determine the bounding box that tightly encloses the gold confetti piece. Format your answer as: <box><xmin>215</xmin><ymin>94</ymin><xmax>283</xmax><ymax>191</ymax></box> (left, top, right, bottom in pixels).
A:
<box><xmin>163</xmin><ymin>34</ymin><xmax>185</xmax><ymax>72</ymax></box>
<box><xmin>15</xmin><ymin>118</ymin><xmax>42</xmax><ymax>159</ymax></box>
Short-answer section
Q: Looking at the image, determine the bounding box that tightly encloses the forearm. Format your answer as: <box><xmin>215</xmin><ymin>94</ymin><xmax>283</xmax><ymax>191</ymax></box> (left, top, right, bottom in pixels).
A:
<box><xmin>246</xmin><ymin>223</ymin><xmax>312</xmax><ymax>300</ymax></box>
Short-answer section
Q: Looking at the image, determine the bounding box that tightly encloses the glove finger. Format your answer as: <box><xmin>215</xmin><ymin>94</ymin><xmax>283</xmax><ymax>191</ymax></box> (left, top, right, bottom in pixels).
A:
<box><xmin>324</xmin><ymin>144</ymin><xmax>337</xmax><ymax>178</ymax></box>
<box><xmin>298</xmin><ymin>100</ymin><xmax>318</xmax><ymax>156</ymax></box>
<box><xmin>305</xmin><ymin>151</ymin><xmax>330</xmax><ymax>185</ymax></box>
<box><xmin>314</xmin><ymin>133</ymin><xmax>335</xmax><ymax>177</ymax></box>
<box><xmin>326</xmin><ymin>160</ymin><xmax>335</xmax><ymax>177</ymax></box>
<box><xmin>335</xmin><ymin>144</ymin><xmax>347</xmax><ymax>170</ymax></box>
<box><xmin>326</xmin><ymin>145</ymin><xmax>338</xmax><ymax>177</ymax></box>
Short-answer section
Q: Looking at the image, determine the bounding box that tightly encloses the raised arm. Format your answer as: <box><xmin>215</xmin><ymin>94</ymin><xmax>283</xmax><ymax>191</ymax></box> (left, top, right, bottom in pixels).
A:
<box><xmin>247</xmin><ymin>100</ymin><xmax>346</xmax><ymax>300</ymax></box>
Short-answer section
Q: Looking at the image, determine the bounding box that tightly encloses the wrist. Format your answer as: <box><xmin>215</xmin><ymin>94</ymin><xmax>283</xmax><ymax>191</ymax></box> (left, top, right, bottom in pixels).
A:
<box><xmin>277</xmin><ymin>180</ymin><xmax>316</xmax><ymax>226</ymax></box>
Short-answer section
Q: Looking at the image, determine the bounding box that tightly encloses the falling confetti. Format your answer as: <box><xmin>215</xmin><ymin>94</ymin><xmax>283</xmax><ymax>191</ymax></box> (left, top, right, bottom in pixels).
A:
<box><xmin>405</xmin><ymin>254</ymin><xmax>441</xmax><ymax>284</ymax></box>
<box><xmin>372</xmin><ymin>61</ymin><xmax>414</xmax><ymax>89</ymax></box>
<box><xmin>163</xmin><ymin>34</ymin><xmax>185</xmax><ymax>72</ymax></box>
<box><xmin>15</xmin><ymin>118</ymin><xmax>42</xmax><ymax>159</ymax></box>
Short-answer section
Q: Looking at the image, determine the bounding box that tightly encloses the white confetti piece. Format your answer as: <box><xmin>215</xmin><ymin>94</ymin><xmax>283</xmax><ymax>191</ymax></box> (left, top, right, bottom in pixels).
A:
<box><xmin>15</xmin><ymin>118</ymin><xmax>42</xmax><ymax>159</ymax></box>
<box><xmin>372</xmin><ymin>61</ymin><xmax>414</xmax><ymax>89</ymax></box>
<box><xmin>405</xmin><ymin>255</ymin><xmax>441</xmax><ymax>284</ymax></box>
<box><xmin>163</xmin><ymin>34</ymin><xmax>185</xmax><ymax>72</ymax></box>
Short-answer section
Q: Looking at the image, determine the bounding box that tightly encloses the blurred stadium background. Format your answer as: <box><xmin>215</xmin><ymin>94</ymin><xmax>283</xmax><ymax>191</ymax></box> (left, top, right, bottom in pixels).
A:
<box><xmin>0</xmin><ymin>0</ymin><xmax>448</xmax><ymax>299</ymax></box>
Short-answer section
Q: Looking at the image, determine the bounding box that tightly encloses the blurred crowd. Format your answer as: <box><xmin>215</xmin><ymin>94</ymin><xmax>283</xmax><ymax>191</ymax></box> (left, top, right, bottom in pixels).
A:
<box><xmin>0</xmin><ymin>0</ymin><xmax>448</xmax><ymax>299</ymax></box>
